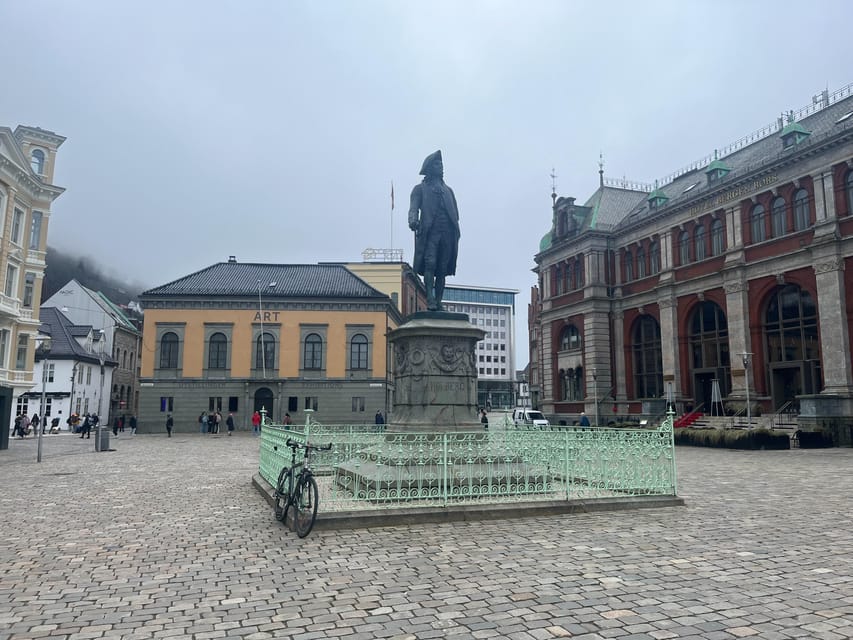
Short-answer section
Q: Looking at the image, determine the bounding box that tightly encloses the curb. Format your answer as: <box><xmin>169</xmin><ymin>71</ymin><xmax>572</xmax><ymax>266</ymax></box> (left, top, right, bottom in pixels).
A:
<box><xmin>252</xmin><ymin>473</ymin><xmax>685</xmax><ymax>531</ymax></box>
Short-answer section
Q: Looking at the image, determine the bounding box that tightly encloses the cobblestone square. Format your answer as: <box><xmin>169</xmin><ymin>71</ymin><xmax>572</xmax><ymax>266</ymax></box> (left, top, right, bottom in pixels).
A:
<box><xmin>1</xmin><ymin>432</ymin><xmax>852</xmax><ymax>639</ymax></box>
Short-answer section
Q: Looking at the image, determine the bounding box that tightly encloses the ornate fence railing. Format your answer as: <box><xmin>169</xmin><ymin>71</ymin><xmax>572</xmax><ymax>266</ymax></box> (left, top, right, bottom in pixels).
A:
<box><xmin>258</xmin><ymin>414</ymin><xmax>677</xmax><ymax>511</ymax></box>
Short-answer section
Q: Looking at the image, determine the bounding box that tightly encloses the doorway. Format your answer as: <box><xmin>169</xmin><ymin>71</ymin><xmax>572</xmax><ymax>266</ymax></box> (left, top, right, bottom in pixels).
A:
<box><xmin>693</xmin><ymin>372</ymin><xmax>714</xmax><ymax>415</ymax></box>
<box><xmin>254</xmin><ymin>387</ymin><xmax>274</xmax><ymax>420</ymax></box>
<box><xmin>771</xmin><ymin>364</ymin><xmax>804</xmax><ymax>411</ymax></box>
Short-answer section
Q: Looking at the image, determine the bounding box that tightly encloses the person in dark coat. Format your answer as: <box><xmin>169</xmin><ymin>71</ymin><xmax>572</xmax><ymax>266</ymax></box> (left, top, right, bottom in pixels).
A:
<box><xmin>408</xmin><ymin>150</ymin><xmax>461</xmax><ymax>311</ymax></box>
<box><xmin>579</xmin><ymin>412</ymin><xmax>591</xmax><ymax>427</ymax></box>
<box><xmin>80</xmin><ymin>414</ymin><xmax>91</xmax><ymax>439</ymax></box>
<box><xmin>165</xmin><ymin>414</ymin><xmax>173</xmax><ymax>437</ymax></box>
<box><xmin>129</xmin><ymin>415</ymin><xmax>138</xmax><ymax>435</ymax></box>
<box><xmin>226</xmin><ymin>413</ymin><xmax>235</xmax><ymax>435</ymax></box>
<box><xmin>480</xmin><ymin>408</ymin><xmax>489</xmax><ymax>430</ymax></box>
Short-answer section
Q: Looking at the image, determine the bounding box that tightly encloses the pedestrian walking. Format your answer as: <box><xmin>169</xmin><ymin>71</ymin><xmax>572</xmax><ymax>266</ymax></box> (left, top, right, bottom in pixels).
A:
<box><xmin>130</xmin><ymin>415</ymin><xmax>138</xmax><ymax>435</ymax></box>
<box><xmin>21</xmin><ymin>414</ymin><xmax>31</xmax><ymax>437</ymax></box>
<box><xmin>199</xmin><ymin>412</ymin><xmax>207</xmax><ymax>434</ymax></box>
<box><xmin>31</xmin><ymin>413</ymin><xmax>40</xmax><ymax>435</ymax></box>
<box><xmin>166</xmin><ymin>414</ymin><xmax>173</xmax><ymax>437</ymax></box>
<box><xmin>226</xmin><ymin>412</ymin><xmax>235</xmax><ymax>436</ymax></box>
<box><xmin>579</xmin><ymin>412</ymin><xmax>590</xmax><ymax>427</ymax></box>
<box><xmin>283</xmin><ymin>413</ymin><xmax>292</xmax><ymax>426</ymax></box>
<box><xmin>119</xmin><ymin>415</ymin><xmax>125</xmax><ymax>433</ymax></box>
<box><xmin>251</xmin><ymin>410</ymin><xmax>261</xmax><ymax>436</ymax></box>
<box><xmin>375</xmin><ymin>410</ymin><xmax>385</xmax><ymax>431</ymax></box>
<box><xmin>50</xmin><ymin>416</ymin><xmax>60</xmax><ymax>434</ymax></box>
<box><xmin>80</xmin><ymin>414</ymin><xmax>91</xmax><ymax>439</ymax></box>
<box><xmin>113</xmin><ymin>416</ymin><xmax>120</xmax><ymax>436</ymax></box>
<box><xmin>13</xmin><ymin>414</ymin><xmax>22</xmax><ymax>438</ymax></box>
<box><xmin>480</xmin><ymin>408</ymin><xmax>489</xmax><ymax>430</ymax></box>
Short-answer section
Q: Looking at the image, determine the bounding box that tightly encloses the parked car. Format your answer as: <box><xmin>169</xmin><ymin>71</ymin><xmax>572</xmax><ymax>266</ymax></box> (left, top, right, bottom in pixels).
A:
<box><xmin>512</xmin><ymin>408</ymin><xmax>550</xmax><ymax>429</ymax></box>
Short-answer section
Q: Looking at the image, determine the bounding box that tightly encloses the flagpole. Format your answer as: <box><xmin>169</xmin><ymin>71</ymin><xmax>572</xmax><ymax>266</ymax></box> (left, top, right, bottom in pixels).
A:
<box><xmin>390</xmin><ymin>181</ymin><xmax>395</xmax><ymax>260</ymax></box>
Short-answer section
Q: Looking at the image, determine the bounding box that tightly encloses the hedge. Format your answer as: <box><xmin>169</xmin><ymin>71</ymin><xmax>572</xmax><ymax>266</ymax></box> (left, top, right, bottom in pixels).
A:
<box><xmin>674</xmin><ymin>427</ymin><xmax>790</xmax><ymax>450</ymax></box>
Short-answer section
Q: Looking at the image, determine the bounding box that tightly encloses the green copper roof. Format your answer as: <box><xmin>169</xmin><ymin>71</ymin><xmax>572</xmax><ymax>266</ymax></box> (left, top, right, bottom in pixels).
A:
<box><xmin>539</xmin><ymin>230</ymin><xmax>553</xmax><ymax>251</ymax></box>
<box><xmin>648</xmin><ymin>188</ymin><xmax>668</xmax><ymax>202</ymax></box>
<box><xmin>780</xmin><ymin>121</ymin><xmax>810</xmax><ymax>137</ymax></box>
<box><xmin>705</xmin><ymin>158</ymin><xmax>730</xmax><ymax>174</ymax></box>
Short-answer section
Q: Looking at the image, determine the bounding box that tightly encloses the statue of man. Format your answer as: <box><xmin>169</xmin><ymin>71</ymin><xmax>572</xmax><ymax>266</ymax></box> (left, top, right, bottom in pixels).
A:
<box><xmin>408</xmin><ymin>150</ymin><xmax>460</xmax><ymax>311</ymax></box>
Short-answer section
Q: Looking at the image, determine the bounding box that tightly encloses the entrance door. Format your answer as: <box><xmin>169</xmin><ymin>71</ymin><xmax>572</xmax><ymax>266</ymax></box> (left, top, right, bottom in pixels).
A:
<box><xmin>771</xmin><ymin>365</ymin><xmax>803</xmax><ymax>411</ymax></box>
<box><xmin>254</xmin><ymin>387</ymin><xmax>275</xmax><ymax>420</ymax></box>
<box><xmin>694</xmin><ymin>372</ymin><xmax>714</xmax><ymax>414</ymax></box>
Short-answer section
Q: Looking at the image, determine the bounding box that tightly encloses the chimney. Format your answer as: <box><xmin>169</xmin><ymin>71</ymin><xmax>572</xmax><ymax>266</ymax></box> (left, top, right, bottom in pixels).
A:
<box><xmin>228</xmin><ymin>256</ymin><xmax>237</xmax><ymax>263</ymax></box>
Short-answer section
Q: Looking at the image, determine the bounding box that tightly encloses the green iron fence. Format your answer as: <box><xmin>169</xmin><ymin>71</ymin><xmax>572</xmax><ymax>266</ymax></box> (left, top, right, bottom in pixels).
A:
<box><xmin>259</xmin><ymin>414</ymin><xmax>677</xmax><ymax>510</ymax></box>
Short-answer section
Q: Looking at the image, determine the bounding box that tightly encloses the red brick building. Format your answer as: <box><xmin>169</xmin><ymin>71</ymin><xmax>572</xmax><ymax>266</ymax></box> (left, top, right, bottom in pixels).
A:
<box><xmin>530</xmin><ymin>85</ymin><xmax>853</xmax><ymax>443</ymax></box>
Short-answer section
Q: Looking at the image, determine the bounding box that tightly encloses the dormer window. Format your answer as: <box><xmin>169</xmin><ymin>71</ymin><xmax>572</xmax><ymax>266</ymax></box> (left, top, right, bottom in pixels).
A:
<box><xmin>705</xmin><ymin>151</ymin><xmax>731</xmax><ymax>185</ymax></box>
<box><xmin>648</xmin><ymin>182</ymin><xmax>668</xmax><ymax>210</ymax></box>
<box><xmin>779</xmin><ymin>113</ymin><xmax>811</xmax><ymax>149</ymax></box>
<box><xmin>30</xmin><ymin>149</ymin><xmax>45</xmax><ymax>175</ymax></box>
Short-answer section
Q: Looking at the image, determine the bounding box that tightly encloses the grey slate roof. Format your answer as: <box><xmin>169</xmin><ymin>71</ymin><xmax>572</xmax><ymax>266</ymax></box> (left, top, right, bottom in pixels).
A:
<box><xmin>584</xmin><ymin>187</ymin><xmax>648</xmax><ymax>230</ymax></box>
<box><xmin>141</xmin><ymin>262</ymin><xmax>389</xmax><ymax>300</ymax></box>
<box><xmin>614</xmin><ymin>92</ymin><xmax>853</xmax><ymax>229</ymax></box>
<box><xmin>36</xmin><ymin>307</ymin><xmax>118</xmax><ymax>366</ymax></box>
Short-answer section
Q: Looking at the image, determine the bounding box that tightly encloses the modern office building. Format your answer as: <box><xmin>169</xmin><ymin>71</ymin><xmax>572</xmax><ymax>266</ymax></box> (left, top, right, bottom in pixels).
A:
<box><xmin>442</xmin><ymin>285</ymin><xmax>518</xmax><ymax>409</ymax></box>
<box><xmin>137</xmin><ymin>259</ymin><xmax>402</xmax><ymax>432</ymax></box>
<box><xmin>0</xmin><ymin>125</ymin><xmax>65</xmax><ymax>440</ymax></box>
<box><xmin>531</xmin><ymin>84</ymin><xmax>853</xmax><ymax>443</ymax></box>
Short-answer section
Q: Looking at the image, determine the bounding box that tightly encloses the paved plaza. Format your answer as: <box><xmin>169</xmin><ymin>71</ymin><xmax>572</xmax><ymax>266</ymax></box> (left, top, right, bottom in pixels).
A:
<box><xmin>1</xmin><ymin>431</ymin><xmax>852</xmax><ymax>640</ymax></box>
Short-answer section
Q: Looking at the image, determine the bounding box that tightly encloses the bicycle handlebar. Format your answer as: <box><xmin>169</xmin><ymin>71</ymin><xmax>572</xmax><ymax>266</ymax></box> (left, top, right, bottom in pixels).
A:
<box><xmin>285</xmin><ymin>438</ymin><xmax>333</xmax><ymax>452</ymax></box>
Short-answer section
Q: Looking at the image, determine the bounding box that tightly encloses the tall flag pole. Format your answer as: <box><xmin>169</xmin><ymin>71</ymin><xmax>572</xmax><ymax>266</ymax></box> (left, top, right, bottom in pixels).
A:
<box><xmin>390</xmin><ymin>181</ymin><xmax>395</xmax><ymax>258</ymax></box>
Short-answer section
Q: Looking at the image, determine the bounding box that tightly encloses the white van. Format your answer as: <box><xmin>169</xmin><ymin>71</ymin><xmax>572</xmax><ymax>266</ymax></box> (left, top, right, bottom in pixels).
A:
<box><xmin>512</xmin><ymin>408</ymin><xmax>550</xmax><ymax>429</ymax></box>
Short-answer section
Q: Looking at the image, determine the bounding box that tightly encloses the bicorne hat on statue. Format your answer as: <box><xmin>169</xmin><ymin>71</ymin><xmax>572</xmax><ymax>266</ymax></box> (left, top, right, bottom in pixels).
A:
<box><xmin>419</xmin><ymin>150</ymin><xmax>442</xmax><ymax>175</ymax></box>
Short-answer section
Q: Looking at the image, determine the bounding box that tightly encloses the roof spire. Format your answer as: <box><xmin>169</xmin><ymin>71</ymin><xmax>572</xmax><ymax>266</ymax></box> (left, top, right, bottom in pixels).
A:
<box><xmin>598</xmin><ymin>152</ymin><xmax>604</xmax><ymax>187</ymax></box>
<box><xmin>550</xmin><ymin>167</ymin><xmax>558</xmax><ymax>206</ymax></box>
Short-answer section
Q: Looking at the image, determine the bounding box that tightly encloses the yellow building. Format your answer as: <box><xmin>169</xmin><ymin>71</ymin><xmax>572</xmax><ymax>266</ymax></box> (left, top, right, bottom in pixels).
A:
<box><xmin>138</xmin><ymin>258</ymin><xmax>402</xmax><ymax>432</ymax></box>
<box><xmin>0</xmin><ymin>125</ymin><xmax>65</xmax><ymax>437</ymax></box>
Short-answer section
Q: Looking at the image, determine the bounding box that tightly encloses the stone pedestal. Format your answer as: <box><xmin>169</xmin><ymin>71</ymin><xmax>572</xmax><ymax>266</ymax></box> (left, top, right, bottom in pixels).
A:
<box><xmin>388</xmin><ymin>311</ymin><xmax>486</xmax><ymax>431</ymax></box>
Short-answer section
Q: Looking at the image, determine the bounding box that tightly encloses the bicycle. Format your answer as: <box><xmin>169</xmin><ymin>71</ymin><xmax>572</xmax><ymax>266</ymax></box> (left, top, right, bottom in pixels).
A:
<box><xmin>273</xmin><ymin>438</ymin><xmax>332</xmax><ymax>537</ymax></box>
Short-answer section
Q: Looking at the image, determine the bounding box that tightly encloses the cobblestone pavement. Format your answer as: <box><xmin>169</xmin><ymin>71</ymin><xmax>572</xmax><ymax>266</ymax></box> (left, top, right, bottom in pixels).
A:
<box><xmin>2</xmin><ymin>432</ymin><xmax>852</xmax><ymax>640</ymax></box>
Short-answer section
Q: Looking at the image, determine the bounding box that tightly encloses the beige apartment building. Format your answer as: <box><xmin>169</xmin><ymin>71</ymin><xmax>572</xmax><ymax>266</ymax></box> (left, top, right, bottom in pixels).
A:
<box><xmin>0</xmin><ymin>125</ymin><xmax>65</xmax><ymax>441</ymax></box>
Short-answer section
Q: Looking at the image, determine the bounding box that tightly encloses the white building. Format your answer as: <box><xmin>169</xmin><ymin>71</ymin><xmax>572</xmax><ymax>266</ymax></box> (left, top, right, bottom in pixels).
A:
<box><xmin>442</xmin><ymin>285</ymin><xmax>518</xmax><ymax>409</ymax></box>
<box><xmin>24</xmin><ymin>307</ymin><xmax>117</xmax><ymax>429</ymax></box>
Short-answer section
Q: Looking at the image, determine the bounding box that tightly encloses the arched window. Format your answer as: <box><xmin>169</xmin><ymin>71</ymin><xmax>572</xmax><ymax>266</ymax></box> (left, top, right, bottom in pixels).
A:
<box><xmin>632</xmin><ymin>316</ymin><xmax>663</xmax><ymax>399</ymax></box>
<box><xmin>304</xmin><ymin>333</ymin><xmax>323</xmax><ymax>370</ymax></box>
<box><xmin>765</xmin><ymin>286</ymin><xmax>819</xmax><ymax>363</ymax></box>
<box><xmin>350</xmin><ymin>333</ymin><xmax>369</xmax><ymax>369</ymax></box>
<box><xmin>771</xmin><ymin>196</ymin><xmax>786</xmax><ymax>238</ymax></box>
<box><xmin>208</xmin><ymin>332</ymin><xmax>227</xmax><ymax>369</ymax></box>
<box><xmin>649</xmin><ymin>240</ymin><xmax>661</xmax><ymax>274</ymax></box>
<box><xmin>636</xmin><ymin>247</ymin><xmax>646</xmax><ymax>278</ymax></box>
<box><xmin>793</xmin><ymin>189</ymin><xmax>810</xmax><ymax>231</ymax></box>
<box><xmin>711</xmin><ymin>219</ymin><xmax>725</xmax><ymax>256</ymax></box>
<box><xmin>255</xmin><ymin>332</ymin><xmax>276</xmax><ymax>370</ymax></box>
<box><xmin>623</xmin><ymin>250</ymin><xmax>633</xmax><ymax>282</ymax></box>
<box><xmin>559</xmin><ymin>325</ymin><xmax>581</xmax><ymax>351</ymax></box>
<box><xmin>750</xmin><ymin>204</ymin><xmax>766</xmax><ymax>243</ymax></box>
<box><xmin>679</xmin><ymin>231</ymin><xmax>690</xmax><ymax>265</ymax></box>
<box><xmin>846</xmin><ymin>171</ymin><xmax>853</xmax><ymax>216</ymax></box>
<box><xmin>159</xmin><ymin>332</ymin><xmax>178</xmax><ymax>369</ymax></box>
<box><xmin>689</xmin><ymin>301</ymin><xmax>730</xmax><ymax>370</ymax></box>
<box><xmin>694</xmin><ymin>224</ymin><xmax>706</xmax><ymax>261</ymax></box>
<box><xmin>30</xmin><ymin>149</ymin><xmax>45</xmax><ymax>175</ymax></box>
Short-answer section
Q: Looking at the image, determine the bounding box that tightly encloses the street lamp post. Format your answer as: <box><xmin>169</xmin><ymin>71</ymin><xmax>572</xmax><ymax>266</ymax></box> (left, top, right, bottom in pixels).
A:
<box><xmin>593</xmin><ymin>367</ymin><xmax>599</xmax><ymax>428</ymax></box>
<box><xmin>741</xmin><ymin>352</ymin><xmax>753</xmax><ymax>429</ymax></box>
<box><xmin>96</xmin><ymin>351</ymin><xmax>106</xmax><ymax>451</ymax></box>
<box><xmin>35</xmin><ymin>336</ymin><xmax>52</xmax><ymax>463</ymax></box>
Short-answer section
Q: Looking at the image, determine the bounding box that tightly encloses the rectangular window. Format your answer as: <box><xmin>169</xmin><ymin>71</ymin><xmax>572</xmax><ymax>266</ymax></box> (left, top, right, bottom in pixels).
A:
<box><xmin>351</xmin><ymin>397</ymin><xmax>365</xmax><ymax>412</ymax></box>
<box><xmin>11</xmin><ymin>208</ymin><xmax>24</xmax><ymax>245</ymax></box>
<box><xmin>46</xmin><ymin>362</ymin><xmax>55</xmax><ymax>382</ymax></box>
<box><xmin>209</xmin><ymin>396</ymin><xmax>222</xmax><ymax>412</ymax></box>
<box><xmin>43</xmin><ymin>397</ymin><xmax>52</xmax><ymax>417</ymax></box>
<box><xmin>304</xmin><ymin>396</ymin><xmax>318</xmax><ymax>411</ymax></box>
<box><xmin>75</xmin><ymin>397</ymin><xmax>82</xmax><ymax>415</ymax></box>
<box><xmin>228</xmin><ymin>396</ymin><xmax>239</xmax><ymax>412</ymax></box>
<box><xmin>288</xmin><ymin>396</ymin><xmax>298</xmax><ymax>412</ymax></box>
<box><xmin>0</xmin><ymin>329</ymin><xmax>8</xmax><ymax>367</ymax></box>
<box><xmin>15</xmin><ymin>335</ymin><xmax>27</xmax><ymax>369</ymax></box>
<box><xmin>16</xmin><ymin>397</ymin><xmax>28</xmax><ymax>416</ymax></box>
<box><xmin>22</xmin><ymin>273</ymin><xmax>35</xmax><ymax>308</ymax></box>
<box><xmin>29</xmin><ymin>212</ymin><xmax>43</xmax><ymax>250</ymax></box>
<box><xmin>160</xmin><ymin>396</ymin><xmax>174</xmax><ymax>412</ymax></box>
<box><xmin>86</xmin><ymin>366</ymin><xmax>92</xmax><ymax>385</ymax></box>
<box><xmin>5</xmin><ymin>265</ymin><xmax>18</xmax><ymax>297</ymax></box>
<box><xmin>83</xmin><ymin>398</ymin><xmax>90</xmax><ymax>414</ymax></box>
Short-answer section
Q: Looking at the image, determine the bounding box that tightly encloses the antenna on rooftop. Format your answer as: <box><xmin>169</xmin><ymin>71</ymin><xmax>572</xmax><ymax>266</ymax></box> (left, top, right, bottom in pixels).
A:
<box><xmin>598</xmin><ymin>152</ymin><xmax>604</xmax><ymax>188</ymax></box>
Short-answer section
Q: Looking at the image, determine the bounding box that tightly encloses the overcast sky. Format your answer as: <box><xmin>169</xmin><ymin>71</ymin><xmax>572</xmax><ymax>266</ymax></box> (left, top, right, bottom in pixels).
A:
<box><xmin>2</xmin><ymin>1</ymin><xmax>851</xmax><ymax>367</ymax></box>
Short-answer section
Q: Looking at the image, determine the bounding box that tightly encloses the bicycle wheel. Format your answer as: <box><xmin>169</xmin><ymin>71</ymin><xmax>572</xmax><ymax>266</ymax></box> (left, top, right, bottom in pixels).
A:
<box><xmin>293</xmin><ymin>474</ymin><xmax>319</xmax><ymax>538</ymax></box>
<box><xmin>274</xmin><ymin>467</ymin><xmax>293</xmax><ymax>522</ymax></box>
